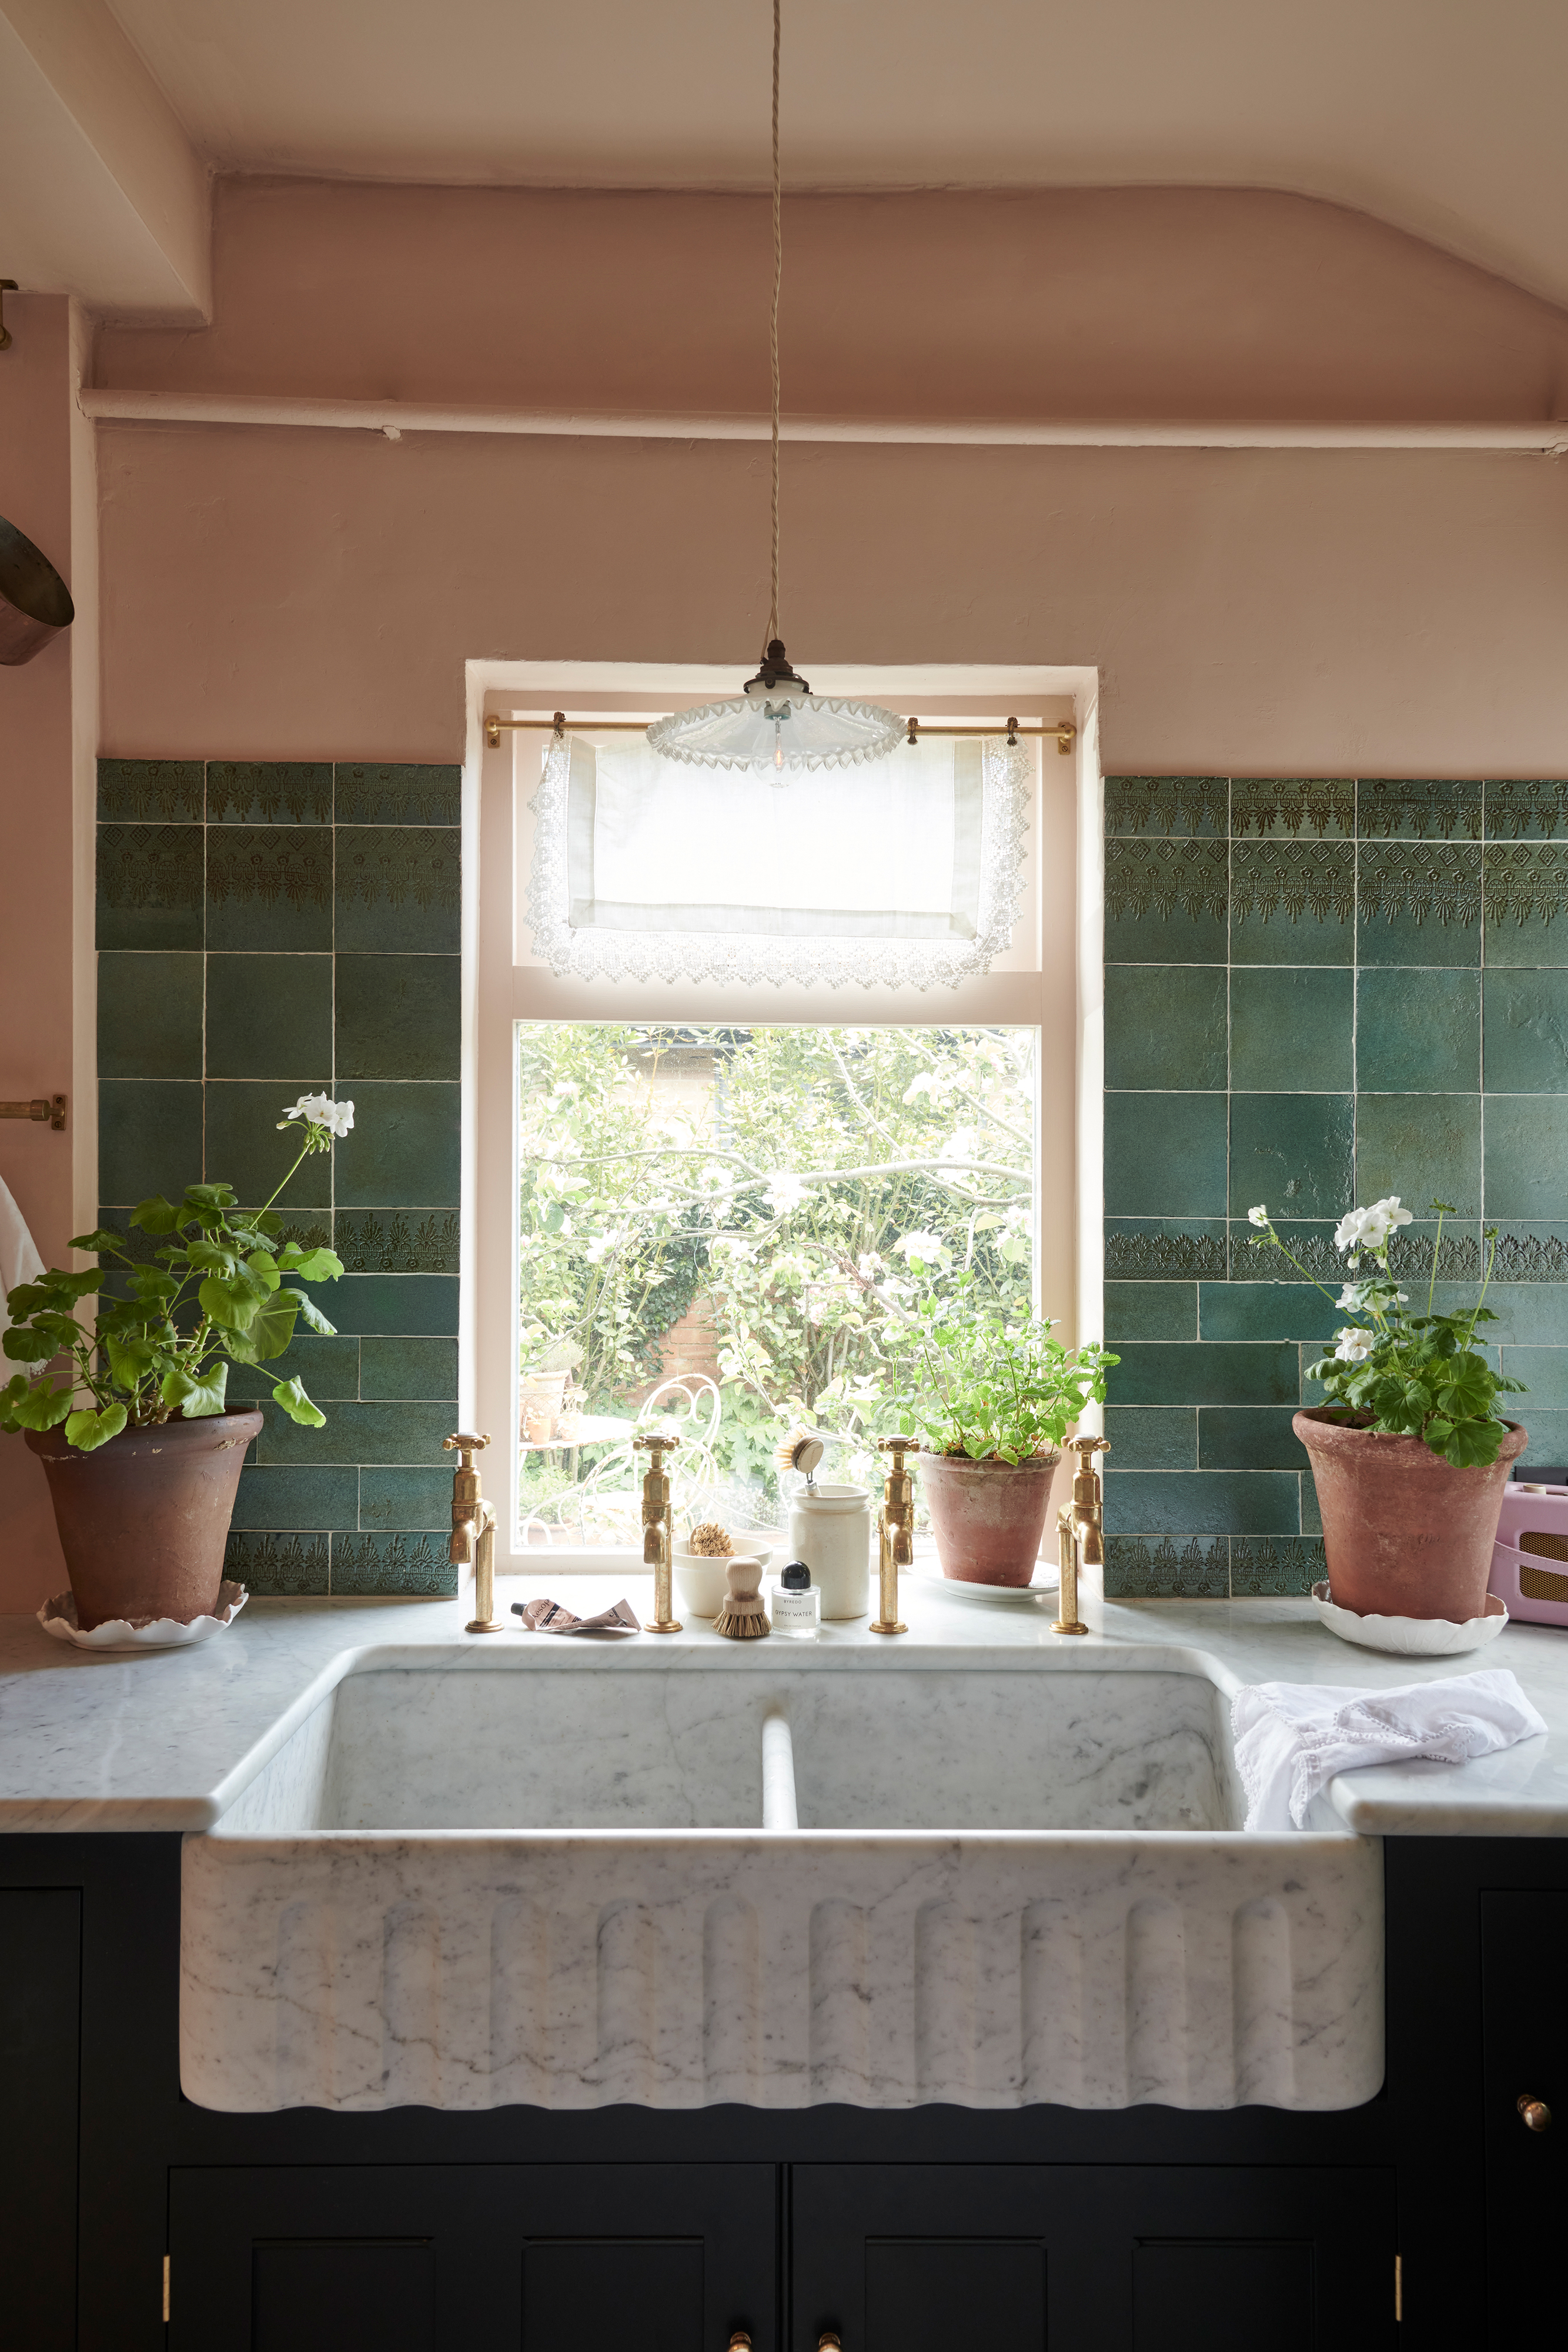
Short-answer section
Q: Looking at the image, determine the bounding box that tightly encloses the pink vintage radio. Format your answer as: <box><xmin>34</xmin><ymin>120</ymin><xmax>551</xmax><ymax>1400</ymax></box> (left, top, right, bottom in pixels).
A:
<box><xmin>1492</xmin><ymin>1481</ymin><xmax>1568</xmax><ymax>1627</ymax></box>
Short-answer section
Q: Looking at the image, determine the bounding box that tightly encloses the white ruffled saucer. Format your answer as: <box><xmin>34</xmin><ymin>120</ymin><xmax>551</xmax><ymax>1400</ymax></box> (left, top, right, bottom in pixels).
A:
<box><xmin>1310</xmin><ymin>1579</ymin><xmax>1507</xmax><ymax>1656</ymax></box>
<box><xmin>37</xmin><ymin>1582</ymin><xmax>248</xmax><ymax>1653</ymax></box>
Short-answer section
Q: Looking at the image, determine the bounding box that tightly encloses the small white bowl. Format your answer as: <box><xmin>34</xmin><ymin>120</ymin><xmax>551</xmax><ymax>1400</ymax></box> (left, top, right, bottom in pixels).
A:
<box><xmin>1310</xmin><ymin>1580</ymin><xmax>1509</xmax><ymax>1656</ymax></box>
<box><xmin>674</xmin><ymin>1539</ymin><xmax>771</xmax><ymax>1619</ymax></box>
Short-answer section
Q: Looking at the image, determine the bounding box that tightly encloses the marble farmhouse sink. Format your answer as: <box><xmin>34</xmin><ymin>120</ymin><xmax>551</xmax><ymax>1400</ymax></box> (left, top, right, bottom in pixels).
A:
<box><xmin>180</xmin><ymin>1646</ymin><xmax>1383</xmax><ymax>2114</ymax></box>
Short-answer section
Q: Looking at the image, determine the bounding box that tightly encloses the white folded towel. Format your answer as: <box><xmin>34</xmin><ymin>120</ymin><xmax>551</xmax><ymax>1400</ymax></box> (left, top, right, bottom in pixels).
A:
<box><xmin>0</xmin><ymin>1171</ymin><xmax>44</xmax><ymax>1342</ymax></box>
<box><xmin>1232</xmin><ymin>1668</ymin><xmax>1549</xmax><ymax>1830</ymax></box>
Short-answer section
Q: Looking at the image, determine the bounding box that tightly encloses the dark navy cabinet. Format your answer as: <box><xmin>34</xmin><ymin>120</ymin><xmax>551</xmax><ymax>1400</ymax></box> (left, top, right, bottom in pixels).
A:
<box><xmin>0</xmin><ymin>1889</ymin><xmax>81</xmax><ymax>2351</ymax></box>
<box><xmin>1480</xmin><ymin>1890</ymin><xmax>1567</xmax><ymax>2348</ymax></box>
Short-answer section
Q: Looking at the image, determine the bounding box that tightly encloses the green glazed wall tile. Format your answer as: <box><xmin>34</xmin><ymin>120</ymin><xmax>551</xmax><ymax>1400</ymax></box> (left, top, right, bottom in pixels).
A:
<box><xmin>1483</xmin><ymin>971</ymin><xmax>1568</xmax><ymax>1094</ymax></box>
<box><xmin>1198</xmin><ymin>1405</ymin><xmax>1309</xmax><ymax>1469</ymax></box>
<box><xmin>319</xmin><ymin>1274</ymin><xmax>460</xmax><ymax>1334</ymax></box>
<box><xmin>1358</xmin><ymin>841</ymin><xmax>1481</xmax><ymax>966</ymax></box>
<box><xmin>206</xmin><ymin>826</ymin><xmax>333</xmax><ymax>951</ymax></box>
<box><xmin>335</xmin><ymin>954</ymin><xmax>461</xmax><ymax>1081</ymax></box>
<box><xmin>1104</xmin><ymin>964</ymin><xmax>1226</xmax><ymax>1090</ymax></box>
<box><xmin>1485</xmin><ymin>781</ymin><xmax>1568</xmax><ymax>841</ymax></box>
<box><xmin>1514</xmin><ymin>1411</ymin><xmax>1568</xmax><ymax>1467</ymax></box>
<box><xmin>97</xmin><ymin>759</ymin><xmax>203</xmax><ymax>823</ymax></box>
<box><xmin>1103</xmin><ymin>838</ymin><xmax>1228</xmax><ymax>963</ymax></box>
<box><xmin>335</xmin><ymin>826</ymin><xmax>460</xmax><ymax>953</ymax></box>
<box><xmin>359</xmin><ymin>1468</ymin><xmax>452</xmax><ymax>1531</ymax></box>
<box><xmin>1430</xmin><ymin>1284</ymin><xmax>1568</xmax><ymax>1343</ymax></box>
<box><xmin>1110</xmin><ymin>1341</ymin><xmax>1299</xmax><ymax>1406</ymax></box>
<box><xmin>225</xmin><ymin>1334</ymin><xmax>360</xmax><ymax>1405</ymax></box>
<box><xmin>207</xmin><ymin>761</ymin><xmax>332</xmax><ymax>825</ymax></box>
<box><xmin>1231</xmin><ymin>1536</ymin><xmax>1326</xmax><ymax>1596</ymax></box>
<box><xmin>1104</xmin><ymin>1093</ymin><xmax>1226</xmax><ymax>1216</ymax></box>
<box><xmin>98</xmin><ymin>1080</ymin><xmax>202</xmax><ymax>1204</ymax></box>
<box><xmin>1230</xmin><ymin>968</ymin><xmax>1352</xmax><ymax>1092</ymax></box>
<box><xmin>1104</xmin><ymin>1282</ymin><xmax>1198</xmax><ymax>1342</ymax></box>
<box><xmin>223</xmin><ymin>1530</ymin><xmax>331</xmax><ymax>1594</ymax></box>
<box><xmin>1499</xmin><ymin>1348</ymin><xmax>1568</xmax><ymax>1408</ymax></box>
<box><xmin>1483</xmin><ymin>845</ymin><xmax>1568</xmax><ymax>967</ymax></box>
<box><xmin>331</xmin><ymin>1531</ymin><xmax>456</xmax><ymax>1595</ymax></box>
<box><xmin>1357</xmin><ymin>1090</ymin><xmax>1482</xmax><ymax>1215</ymax></box>
<box><xmin>1300</xmin><ymin>1476</ymin><xmax>1323</xmax><ymax>1535</ymax></box>
<box><xmin>1359</xmin><ymin>967</ymin><xmax>1480</xmax><ymax>1093</ymax></box>
<box><xmin>96</xmin><ymin>824</ymin><xmax>204</xmax><ymax>950</ymax></box>
<box><xmin>1358</xmin><ymin>778</ymin><xmax>1483</xmax><ymax>841</ymax></box>
<box><xmin>1385</xmin><ymin>1217</ymin><xmax>1485</xmax><ymax>1281</ymax></box>
<box><xmin>1231</xmin><ymin>779</ymin><xmax>1354</xmax><ymax>840</ymax></box>
<box><xmin>205</xmin><ymin>954</ymin><xmax>333</xmax><ymax>1079</ymax></box>
<box><xmin>1228</xmin><ymin>1220</ymin><xmax>1340</xmax><ymax>1281</ymax></box>
<box><xmin>230</xmin><ymin>1464</ymin><xmax>357</xmax><ymax>1530</ymax></box>
<box><xmin>1229</xmin><ymin>1093</ymin><xmax>1353</xmax><ymax>1219</ymax></box>
<box><xmin>1483</xmin><ymin>1095</ymin><xmax>1568</xmax><ymax>1219</ymax></box>
<box><xmin>335</xmin><ymin>1207</ymin><xmax>460</xmax><ymax>1272</ymax></box>
<box><xmin>97</xmin><ymin>952</ymin><xmax>203</xmax><ymax>1080</ymax></box>
<box><xmin>1103</xmin><ymin>1534</ymin><xmax>1229</xmax><ymax>1599</ymax></box>
<box><xmin>1104</xmin><ymin>1220</ymin><xmax>1228</xmax><ymax>1279</ymax></box>
<box><xmin>1198</xmin><ymin>1283</ymin><xmax>1342</xmax><ymax>1343</ymax></box>
<box><xmin>1104</xmin><ymin>1406</ymin><xmax>1196</xmax><ymax>1469</ymax></box>
<box><xmin>1102</xmin><ymin>776</ymin><xmax>1228</xmax><ymax>837</ymax></box>
<box><xmin>1489</xmin><ymin>1227</ymin><xmax>1568</xmax><ymax>1281</ymax></box>
<box><xmin>1229</xmin><ymin>841</ymin><xmax>1353</xmax><ymax>965</ymax></box>
<box><xmin>360</xmin><ymin>1336</ymin><xmax>460</xmax><ymax>1399</ymax></box>
<box><xmin>335</xmin><ymin>763</ymin><xmax>462</xmax><ymax>826</ymax></box>
<box><xmin>205</xmin><ymin>1079</ymin><xmax>333</xmax><ymax>1208</ymax></box>
<box><xmin>332</xmin><ymin>1081</ymin><xmax>460</xmax><ymax>1207</ymax></box>
<box><xmin>1104</xmin><ymin>1471</ymin><xmax>1300</xmax><ymax>1535</ymax></box>
<box><xmin>1299</xmin><ymin>1345</ymin><xmax>1332</xmax><ymax>1405</ymax></box>
<box><xmin>256</xmin><ymin>1399</ymin><xmax>456</xmax><ymax>1466</ymax></box>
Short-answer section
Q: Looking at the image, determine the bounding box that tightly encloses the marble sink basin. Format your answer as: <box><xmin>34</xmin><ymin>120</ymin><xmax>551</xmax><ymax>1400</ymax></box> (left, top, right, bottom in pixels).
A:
<box><xmin>180</xmin><ymin>1646</ymin><xmax>1383</xmax><ymax>2116</ymax></box>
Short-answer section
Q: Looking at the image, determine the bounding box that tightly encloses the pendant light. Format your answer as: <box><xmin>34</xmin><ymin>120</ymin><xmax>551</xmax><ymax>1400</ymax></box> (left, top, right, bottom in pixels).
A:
<box><xmin>647</xmin><ymin>0</ymin><xmax>904</xmax><ymax>777</ymax></box>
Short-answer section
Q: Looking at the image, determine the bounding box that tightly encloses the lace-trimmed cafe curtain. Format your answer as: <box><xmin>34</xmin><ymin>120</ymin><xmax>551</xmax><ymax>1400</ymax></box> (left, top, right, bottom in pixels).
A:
<box><xmin>523</xmin><ymin>731</ymin><xmax>1029</xmax><ymax>989</ymax></box>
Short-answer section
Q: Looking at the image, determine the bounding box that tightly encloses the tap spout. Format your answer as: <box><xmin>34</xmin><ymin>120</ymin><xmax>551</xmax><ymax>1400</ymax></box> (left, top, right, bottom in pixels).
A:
<box><xmin>633</xmin><ymin>1431</ymin><xmax>681</xmax><ymax>1632</ymax></box>
<box><xmin>443</xmin><ymin>1432</ymin><xmax>499</xmax><ymax>1632</ymax></box>
<box><xmin>1055</xmin><ymin>1435</ymin><xmax>1110</xmax><ymax>1635</ymax></box>
<box><xmin>871</xmin><ymin>1435</ymin><xmax>912</xmax><ymax>1634</ymax></box>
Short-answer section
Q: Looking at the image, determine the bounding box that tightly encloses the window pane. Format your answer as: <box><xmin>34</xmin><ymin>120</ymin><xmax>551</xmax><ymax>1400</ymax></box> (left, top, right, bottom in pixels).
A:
<box><xmin>516</xmin><ymin>1023</ymin><xmax>1036</xmax><ymax>1546</ymax></box>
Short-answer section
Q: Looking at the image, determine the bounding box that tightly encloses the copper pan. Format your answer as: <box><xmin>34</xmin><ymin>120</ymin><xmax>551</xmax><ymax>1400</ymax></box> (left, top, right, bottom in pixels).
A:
<box><xmin>0</xmin><ymin>513</ymin><xmax>73</xmax><ymax>665</ymax></box>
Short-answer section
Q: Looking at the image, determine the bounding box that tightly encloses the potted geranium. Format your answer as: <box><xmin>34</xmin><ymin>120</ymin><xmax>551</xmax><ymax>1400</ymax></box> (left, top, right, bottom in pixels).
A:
<box><xmin>0</xmin><ymin>1095</ymin><xmax>352</xmax><ymax>1629</ymax></box>
<box><xmin>1249</xmin><ymin>1195</ymin><xmax>1527</xmax><ymax>1621</ymax></box>
<box><xmin>891</xmin><ymin>1300</ymin><xmax>1116</xmax><ymax>1585</ymax></box>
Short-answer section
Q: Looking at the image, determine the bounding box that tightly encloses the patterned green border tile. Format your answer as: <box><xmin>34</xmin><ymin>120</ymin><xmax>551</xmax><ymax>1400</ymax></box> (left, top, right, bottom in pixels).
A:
<box><xmin>97</xmin><ymin>760</ymin><xmax>203</xmax><ymax>823</ymax></box>
<box><xmin>1485</xmin><ymin>781</ymin><xmax>1568</xmax><ymax>841</ymax></box>
<box><xmin>335</xmin><ymin>1208</ymin><xmax>461</xmax><ymax>1273</ymax></box>
<box><xmin>1103</xmin><ymin>776</ymin><xmax>1228</xmax><ymax>837</ymax></box>
<box><xmin>1105</xmin><ymin>1221</ymin><xmax>1228</xmax><ymax>1279</ymax></box>
<box><xmin>223</xmin><ymin>1531</ymin><xmax>330</xmax><ymax>1595</ymax></box>
<box><xmin>1231</xmin><ymin>779</ymin><xmax>1354</xmax><ymax>840</ymax></box>
<box><xmin>206</xmin><ymin>761</ymin><xmax>332</xmax><ymax>825</ymax></box>
<box><xmin>1230</xmin><ymin>1536</ymin><xmax>1326</xmax><ymax>1596</ymax></box>
<box><xmin>334</xmin><ymin>764</ymin><xmax>462</xmax><ymax>826</ymax></box>
<box><xmin>331</xmin><ymin>1531</ymin><xmax>456</xmax><ymax>1595</ymax></box>
<box><xmin>1357</xmin><ymin>779</ymin><xmax>1483</xmax><ymax>841</ymax></box>
<box><xmin>1103</xmin><ymin>1535</ymin><xmax>1229</xmax><ymax>1599</ymax></box>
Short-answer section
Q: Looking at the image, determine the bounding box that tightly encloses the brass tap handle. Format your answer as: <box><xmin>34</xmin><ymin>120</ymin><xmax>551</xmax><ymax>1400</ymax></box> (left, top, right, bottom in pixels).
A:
<box><xmin>1519</xmin><ymin>2093</ymin><xmax>1552</xmax><ymax>2132</ymax></box>
<box><xmin>443</xmin><ymin>1431</ymin><xmax>492</xmax><ymax>1466</ymax></box>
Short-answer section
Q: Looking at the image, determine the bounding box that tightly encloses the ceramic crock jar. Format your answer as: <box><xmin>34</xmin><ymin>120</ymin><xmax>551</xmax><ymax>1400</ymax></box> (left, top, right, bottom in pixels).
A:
<box><xmin>1293</xmin><ymin>1408</ymin><xmax>1528</xmax><ymax>1621</ymax></box>
<box><xmin>786</xmin><ymin>1482</ymin><xmax>872</xmax><ymax>1618</ymax></box>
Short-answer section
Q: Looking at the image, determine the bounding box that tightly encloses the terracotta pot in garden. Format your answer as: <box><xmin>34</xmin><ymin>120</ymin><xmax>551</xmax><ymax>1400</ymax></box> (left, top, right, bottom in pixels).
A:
<box><xmin>1293</xmin><ymin>1408</ymin><xmax>1527</xmax><ymax>1622</ymax></box>
<box><xmin>25</xmin><ymin>1411</ymin><xmax>263</xmax><ymax>1629</ymax></box>
<box><xmin>919</xmin><ymin>1449</ymin><xmax>1059</xmax><ymax>1586</ymax></box>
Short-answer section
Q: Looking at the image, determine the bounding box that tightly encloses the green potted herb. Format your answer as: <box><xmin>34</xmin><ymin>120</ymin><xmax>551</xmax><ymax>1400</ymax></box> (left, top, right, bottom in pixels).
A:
<box><xmin>1249</xmin><ymin>1195</ymin><xmax>1527</xmax><ymax>1621</ymax></box>
<box><xmin>1</xmin><ymin>1095</ymin><xmax>352</xmax><ymax>1629</ymax></box>
<box><xmin>892</xmin><ymin>1301</ymin><xmax>1116</xmax><ymax>1586</ymax></box>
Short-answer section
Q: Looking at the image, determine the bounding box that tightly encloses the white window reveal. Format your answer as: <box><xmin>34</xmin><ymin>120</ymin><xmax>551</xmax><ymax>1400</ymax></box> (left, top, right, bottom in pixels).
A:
<box><xmin>524</xmin><ymin>731</ymin><xmax>1030</xmax><ymax>990</ymax></box>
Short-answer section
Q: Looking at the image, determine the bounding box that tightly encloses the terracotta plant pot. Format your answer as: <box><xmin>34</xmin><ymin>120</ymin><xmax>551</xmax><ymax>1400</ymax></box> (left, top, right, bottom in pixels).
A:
<box><xmin>25</xmin><ymin>1411</ymin><xmax>263</xmax><ymax>1629</ymax></box>
<box><xmin>1293</xmin><ymin>1408</ymin><xmax>1528</xmax><ymax>1622</ymax></box>
<box><xmin>918</xmin><ymin>1449</ymin><xmax>1059</xmax><ymax>1586</ymax></box>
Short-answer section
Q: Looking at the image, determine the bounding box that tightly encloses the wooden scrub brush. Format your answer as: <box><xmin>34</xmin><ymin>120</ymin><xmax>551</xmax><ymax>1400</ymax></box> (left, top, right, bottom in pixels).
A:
<box><xmin>774</xmin><ymin>1430</ymin><xmax>825</xmax><ymax>1483</ymax></box>
<box><xmin>713</xmin><ymin>1553</ymin><xmax>771</xmax><ymax>1639</ymax></box>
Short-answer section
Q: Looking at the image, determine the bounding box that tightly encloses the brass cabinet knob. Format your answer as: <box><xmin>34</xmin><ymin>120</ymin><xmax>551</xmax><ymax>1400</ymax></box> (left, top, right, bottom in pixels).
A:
<box><xmin>1519</xmin><ymin>2093</ymin><xmax>1553</xmax><ymax>2132</ymax></box>
<box><xmin>819</xmin><ymin>2336</ymin><xmax>843</xmax><ymax>2350</ymax></box>
<box><xmin>727</xmin><ymin>2336</ymin><xmax>753</xmax><ymax>2350</ymax></box>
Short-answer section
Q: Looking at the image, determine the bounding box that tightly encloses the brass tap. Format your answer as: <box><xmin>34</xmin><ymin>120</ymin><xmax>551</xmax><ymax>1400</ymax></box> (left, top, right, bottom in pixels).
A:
<box><xmin>633</xmin><ymin>1431</ymin><xmax>681</xmax><ymax>1633</ymax></box>
<box><xmin>871</xmin><ymin>1435</ymin><xmax>912</xmax><ymax>1635</ymax></box>
<box><xmin>444</xmin><ymin>1433</ymin><xmax>500</xmax><ymax>1632</ymax></box>
<box><xmin>1055</xmin><ymin>1435</ymin><xmax>1109</xmax><ymax>1636</ymax></box>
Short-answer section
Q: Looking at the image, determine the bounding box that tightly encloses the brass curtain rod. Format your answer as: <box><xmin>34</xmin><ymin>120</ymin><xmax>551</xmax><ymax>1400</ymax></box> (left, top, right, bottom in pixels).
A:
<box><xmin>485</xmin><ymin>713</ymin><xmax>1075</xmax><ymax>753</ymax></box>
<box><xmin>0</xmin><ymin>1095</ymin><xmax>66</xmax><ymax>1130</ymax></box>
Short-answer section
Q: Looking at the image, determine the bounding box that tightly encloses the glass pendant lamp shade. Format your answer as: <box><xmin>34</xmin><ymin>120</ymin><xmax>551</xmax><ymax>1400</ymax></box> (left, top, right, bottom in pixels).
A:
<box><xmin>647</xmin><ymin>642</ymin><xmax>906</xmax><ymax>773</ymax></box>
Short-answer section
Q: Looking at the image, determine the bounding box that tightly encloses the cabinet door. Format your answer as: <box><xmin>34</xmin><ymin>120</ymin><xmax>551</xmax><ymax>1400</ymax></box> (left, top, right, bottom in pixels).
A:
<box><xmin>0</xmin><ymin>1889</ymin><xmax>81</xmax><ymax>2352</ymax></box>
<box><xmin>791</xmin><ymin>2163</ymin><xmax>1396</xmax><ymax>2352</ymax></box>
<box><xmin>169</xmin><ymin>2162</ymin><xmax>775</xmax><ymax>2352</ymax></box>
<box><xmin>1481</xmin><ymin>1889</ymin><xmax>1568</xmax><ymax>2343</ymax></box>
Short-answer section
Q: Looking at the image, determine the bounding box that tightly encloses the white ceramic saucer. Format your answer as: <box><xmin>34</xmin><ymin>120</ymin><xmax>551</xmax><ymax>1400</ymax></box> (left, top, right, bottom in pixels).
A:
<box><xmin>1310</xmin><ymin>1580</ymin><xmax>1507</xmax><ymax>1657</ymax></box>
<box><xmin>908</xmin><ymin>1561</ymin><xmax>1059</xmax><ymax>1607</ymax></box>
<box><xmin>37</xmin><ymin>1582</ymin><xmax>249</xmax><ymax>1654</ymax></box>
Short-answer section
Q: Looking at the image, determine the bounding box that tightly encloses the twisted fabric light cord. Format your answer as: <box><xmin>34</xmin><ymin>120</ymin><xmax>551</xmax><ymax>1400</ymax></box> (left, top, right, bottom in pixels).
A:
<box><xmin>767</xmin><ymin>0</ymin><xmax>782</xmax><ymax>651</ymax></box>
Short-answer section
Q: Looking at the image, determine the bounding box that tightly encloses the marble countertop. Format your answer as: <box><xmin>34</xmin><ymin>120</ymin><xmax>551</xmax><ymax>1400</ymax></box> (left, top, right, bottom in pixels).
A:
<box><xmin>2</xmin><ymin>1569</ymin><xmax>1567</xmax><ymax>1835</ymax></box>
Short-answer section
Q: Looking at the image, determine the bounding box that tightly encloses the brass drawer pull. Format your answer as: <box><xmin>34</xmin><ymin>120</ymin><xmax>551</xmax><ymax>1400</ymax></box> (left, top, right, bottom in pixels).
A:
<box><xmin>728</xmin><ymin>2336</ymin><xmax>753</xmax><ymax>2350</ymax></box>
<box><xmin>820</xmin><ymin>2336</ymin><xmax>843</xmax><ymax>2350</ymax></box>
<box><xmin>1519</xmin><ymin>2093</ymin><xmax>1552</xmax><ymax>2132</ymax></box>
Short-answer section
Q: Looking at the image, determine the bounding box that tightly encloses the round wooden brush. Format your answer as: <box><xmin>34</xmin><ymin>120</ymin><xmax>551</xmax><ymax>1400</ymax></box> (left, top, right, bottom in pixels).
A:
<box><xmin>713</xmin><ymin>1553</ymin><xmax>771</xmax><ymax>1639</ymax></box>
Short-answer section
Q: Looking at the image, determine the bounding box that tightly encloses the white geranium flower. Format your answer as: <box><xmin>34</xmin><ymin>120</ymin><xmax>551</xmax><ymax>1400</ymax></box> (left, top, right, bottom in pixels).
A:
<box><xmin>1336</xmin><ymin>1283</ymin><xmax>1364</xmax><ymax>1309</ymax></box>
<box><xmin>278</xmin><ymin>1093</ymin><xmax>355</xmax><ymax>1137</ymax></box>
<box><xmin>1248</xmin><ymin>1204</ymin><xmax>1270</xmax><ymax>1227</ymax></box>
<box><xmin>894</xmin><ymin>1230</ymin><xmax>945</xmax><ymax>1262</ymax></box>
<box><xmin>1333</xmin><ymin>1326</ymin><xmax>1374</xmax><ymax>1362</ymax></box>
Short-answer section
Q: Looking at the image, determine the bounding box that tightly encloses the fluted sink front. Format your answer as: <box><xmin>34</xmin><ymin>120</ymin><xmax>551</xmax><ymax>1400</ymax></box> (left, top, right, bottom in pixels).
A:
<box><xmin>179</xmin><ymin>1645</ymin><xmax>1382</xmax><ymax>2114</ymax></box>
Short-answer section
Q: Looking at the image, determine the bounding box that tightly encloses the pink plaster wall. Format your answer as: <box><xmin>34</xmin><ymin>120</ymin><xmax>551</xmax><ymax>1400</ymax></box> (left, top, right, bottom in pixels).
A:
<box><xmin>92</xmin><ymin>179</ymin><xmax>1568</xmax><ymax>773</ymax></box>
<box><xmin>0</xmin><ymin>293</ymin><xmax>76</xmax><ymax>1604</ymax></box>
